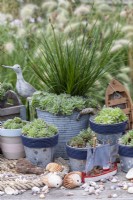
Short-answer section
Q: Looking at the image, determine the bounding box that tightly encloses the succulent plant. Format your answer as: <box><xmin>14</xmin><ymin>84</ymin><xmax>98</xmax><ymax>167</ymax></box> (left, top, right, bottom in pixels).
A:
<box><xmin>69</xmin><ymin>128</ymin><xmax>95</xmax><ymax>148</ymax></box>
<box><xmin>94</xmin><ymin>107</ymin><xmax>128</xmax><ymax>124</ymax></box>
<box><xmin>22</xmin><ymin>118</ymin><xmax>58</xmax><ymax>138</ymax></box>
<box><xmin>120</xmin><ymin>130</ymin><xmax>133</xmax><ymax>146</ymax></box>
<box><xmin>31</xmin><ymin>91</ymin><xmax>97</xmax><ymax>115</ymax></box>
<box><xmin>0</xmin><ymin>82</ymin><xmax>13</xmax><ymax>101</ymax></box>
<box><xmin>3</xmin><ymin>117</ymin><xmax>27</xmax><ymax>129</ymax></box>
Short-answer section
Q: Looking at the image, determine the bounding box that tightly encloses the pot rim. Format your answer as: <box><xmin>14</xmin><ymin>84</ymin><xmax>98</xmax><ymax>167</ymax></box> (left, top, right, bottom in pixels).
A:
<box><xmin>21</xmin><ymin>132</ymin><xmax>59</xmax><ymax>140</ymax></box>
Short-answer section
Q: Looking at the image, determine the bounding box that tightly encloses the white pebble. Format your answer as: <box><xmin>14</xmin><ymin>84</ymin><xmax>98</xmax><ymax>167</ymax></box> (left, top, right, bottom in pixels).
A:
<box><xmin>32</xmin><ymin>186</ymin><xmax>40</xmax><ymax>193</ymax></box>
<box><xmin>112</xmin><ymin>193</ymin><xmax>118</xmax><ymax>198</ymax></box>
<box><xmin>111</xmin><ymin>178</ymin><xmax>118</xmax><ymax>183</ymax></box>
<box><xmin>82</xmin><ymin>192</ymin><xmax>88</xmax><ymax>196</ymax></box>
<box><xmin>42</xmin><ymin>185</ymin><xmax>48</xmax><ymax>192</ymax></box>
<box><xmin>81</xmin><ymin>183</ymin><xmax>89</xmax><ymax>188</ymax></box>
<box><xmin>128</xmin><ymin>187</ymin><xmax>133</xmax><ymax>194</ymax></box>
<box><xmin>123</xmin><ymin>185</ymin><xmax>128</xmax><ymax>190</ymax></box>
<box><xmin>84</xmin><ymin>187</ymin><xmax>90</xmax><ymax>192</ymax></box>
<box><xmin>90</xmin><ymin>181</ymin><xmax>97</xmax><ymax>187</ymax></box>
<box><xmin>95</xmin><ymin>189</ymin><xmax>101</xmax><ymax>196</ymax></box>
<box><xmin>100</xmin><ymin>178</ymin><xmax>107</xmax><ymax>183</ymax></box>
<box><xmin>66</xmin><ymin>192</ymin><xmax>74</xmax><ymax>196</ymax></box>
<box><xmin>0</xmin><ymin>191</ymin><xmax>4</xmax><ymax>196</ymax></box>
<box><xmin>88</xmin><ymin>186</ymin><xmax>95</xmax><ymax>194</ymax></box>
<box><xmin>39</xmin><ymin>193</ymin><xmax>45</xmax><ymax>199</ymax></box>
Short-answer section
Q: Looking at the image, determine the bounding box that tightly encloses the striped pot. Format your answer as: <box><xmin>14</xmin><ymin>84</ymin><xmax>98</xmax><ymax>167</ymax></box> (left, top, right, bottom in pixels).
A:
<box><xmin>36</xmin><ymin>109</ymin><xmax>89</xmax><ymax>159</ymax></box>
<box><xmin>0</xmin><ymin>129</ymin><xmax>25</xmax><ymax>159</ymax></box>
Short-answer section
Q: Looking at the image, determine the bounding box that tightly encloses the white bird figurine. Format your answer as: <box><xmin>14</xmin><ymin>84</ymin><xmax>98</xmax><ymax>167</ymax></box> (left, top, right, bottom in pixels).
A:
<box><xmin>2</xmin><ymin>64</ymin><xmax>36</xmax><ymax>98</ymax></box>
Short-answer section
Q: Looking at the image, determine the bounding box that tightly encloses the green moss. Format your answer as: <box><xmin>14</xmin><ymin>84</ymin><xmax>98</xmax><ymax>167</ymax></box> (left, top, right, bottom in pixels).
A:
<box><xmin>3</xmin><ymin>117</ymin><xmax>27</xmax><ymax>129</ymax></box>
<box><xmin>94</xmin><ymin>107</ymin><xmax>128</xmax><ymax>124</ymax></box>
<box><xmin>22</xmin><ymin>118</ymin><xmax>58</xmax><ymax>138</ymax></box>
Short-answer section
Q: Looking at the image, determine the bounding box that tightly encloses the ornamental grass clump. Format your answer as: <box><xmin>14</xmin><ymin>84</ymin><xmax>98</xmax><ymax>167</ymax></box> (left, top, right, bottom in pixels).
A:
<box><xmin>31</xmin><ymin>91</ymin><xmax>97</xmax><ymax>115</ymax></box>
<box><xmin>29</xmin><ymin>23</ymin><xmax>123</xmax><ymax>96</ymax></box>
<box><xmin>119</xmin><ymin>130</ymin><xmax>133</xmax><ymax>146</ymax></box>
<box><xmin>69</xmin><ymin>128</ymin><xmax>95</xmax><ymax>148</ymax></box>
<box><xmin>22</xmin><ymin>118</ymin><xmax>58</xmax><ymax>138</ymax></box>
<box><xmin>94</xmin><ymin>107</ymin><xmax>128</xmax><ymax>124</ymax></box>
<box><xmin>3</xmin><ymin>117</ymin><xmax>27</xmax><ymax>129</ymax></box>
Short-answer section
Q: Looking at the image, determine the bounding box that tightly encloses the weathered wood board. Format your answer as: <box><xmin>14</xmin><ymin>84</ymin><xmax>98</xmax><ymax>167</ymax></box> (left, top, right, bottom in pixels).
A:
<box><xmin>105</xmin><ymin>79</ymin><xmax>133</xmax><ymax>130</ymax></box>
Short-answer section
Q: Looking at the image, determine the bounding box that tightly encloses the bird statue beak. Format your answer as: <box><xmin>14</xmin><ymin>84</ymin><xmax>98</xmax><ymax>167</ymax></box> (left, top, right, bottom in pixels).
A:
<box><xmin>2</xmin><ymin>65</ymin><xmax>13</xmax><ymax>69</ymax></box>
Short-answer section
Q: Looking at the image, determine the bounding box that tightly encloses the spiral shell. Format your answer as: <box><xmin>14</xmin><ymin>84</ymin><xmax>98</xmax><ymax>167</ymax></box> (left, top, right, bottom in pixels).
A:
<box><xmin>46</xmin><ymin>163</ymin><xmax>63</xmax><ymax>172</ymax></box>
<box><xmin>42</xmin><ymin>173</ymin><xmax>63</xmax><ymax>188</ymax></box>
<box><xmin>63</xmin><ymin>171</ymin><xmax>82</xmax><ymax>189</ymax></box>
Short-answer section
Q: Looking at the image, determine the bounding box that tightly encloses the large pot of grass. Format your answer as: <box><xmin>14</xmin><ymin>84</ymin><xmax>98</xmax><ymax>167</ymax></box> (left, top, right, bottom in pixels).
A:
<box><xmin>21</xmin><ymin>119</ymin><xmax>58</xmax><ymax>167</ymax></box>
<box><xmin>29</xmin><ymin>24</ymin><xmax>122</xmax><ymax>158</ymax></box>
<box><xmin>0</xmin><ymin>117</ymin><xmax>27</xmax><ymax>159</ymax></box>
<box><xmin>31</xmin><ymin>92</ymin><xmax>95</xmax><ymax>158</ymax></box>
<box><xmin>119</xmin><ymin>130</ymin><xmax>133</xmax><ymax>172</ymax></box>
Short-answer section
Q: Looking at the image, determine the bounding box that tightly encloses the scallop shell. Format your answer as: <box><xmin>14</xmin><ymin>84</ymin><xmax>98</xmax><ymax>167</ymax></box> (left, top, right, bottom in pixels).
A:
<box><xmin>46</xmin><ymin>163</ymin><xmax>63</xmax><ymax>172</ymax></box>
<box><xmin>42</xmin><ymin>173</ymin><xmax>63</xmax><ymax>188</ymax></box>
<box><xmin>63</xmin><ymin>171</ymin><xmax>82</xmax><ymax>189</ymax></box>
<box><xmin>5</xmin><ymin>186</ymin><xmax>16</xmax><ymax>195</ymax></box>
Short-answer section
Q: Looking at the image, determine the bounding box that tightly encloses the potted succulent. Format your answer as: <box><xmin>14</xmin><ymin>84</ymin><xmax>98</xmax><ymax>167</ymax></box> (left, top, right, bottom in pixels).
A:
<box><xmin>89</xmin><ymin>107</ymin><xmax>128</xmax><ymax>145</ymax></box>
<box><xmin>119</xmin><ymin>130</ymin><xmax>133</xmax><ymax>172</ymax></box>
<box><xmin>66</xmin><ymin>128</ymin><xmax>95</xmax><ymax>171</ymax></box>
<box><xmin>0</xmin><ymin>117</ymin><xmax>27</xmax><ymax>159</ymax></box>
<box><xmin>0</xmin><ymin>82</ymin><xmax>12</xmax><ymax>108</ymax></box>
<box><xmin>21</xmin><ymin>118</ymin><xmax>58</xmax><ymax>167</ymax></box>
<box><xmin>31</xmin><ymin>91</ymin><xmax>96</xmax><ymax>158</ymax></box>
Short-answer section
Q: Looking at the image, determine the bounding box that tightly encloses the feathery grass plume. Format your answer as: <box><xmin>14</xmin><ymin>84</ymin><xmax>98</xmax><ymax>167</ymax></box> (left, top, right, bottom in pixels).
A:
<box><xmin>20</xmin><ymin>4</ymin><xmax>39</xmax><ymax>21</ymax></box>
<box><xmin>28</xmin><ymin>22</ymin><xmax>123</xmax><ymax>96</ymax></box>
<box><xmin>74</xmin><ymin>5</ymin><xmax>91</xmax><ymax>16</ymax></box>
<box><xmin>3</xmin><ymin>42</ymin><xmax>15</xmax><ymax>54</ymax></box>
<box><xmin>41</xmin><ymin>1</ymin><xmax>57</xmax><ymax>12</ymax></box>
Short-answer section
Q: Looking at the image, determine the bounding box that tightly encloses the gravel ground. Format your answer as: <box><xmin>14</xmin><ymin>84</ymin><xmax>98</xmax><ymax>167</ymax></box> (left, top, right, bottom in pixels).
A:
<box><xmin>1</xmin><ymin>170</ymin><xmax>133</xmax><ymax>200</ymax></box>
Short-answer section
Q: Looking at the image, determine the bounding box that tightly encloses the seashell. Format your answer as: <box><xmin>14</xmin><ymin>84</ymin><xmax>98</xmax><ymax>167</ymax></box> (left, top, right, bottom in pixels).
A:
<box><xmin>5</xmin><ymin>186</ymin><xmax>16</xmax><ymax>195</ymax></box>
<box><xmin>126</xmin><ymin>168</ymin><xmax>133</xmax><ymax>180</ymax></box>
<box><xmin>128</xmin><ymin>187</ymin><xmax>133</xmax><ymax>193</ymax></box>
<box><xmin>39</xmin><ymin>193</ymin><xmax>45</xmax><ymax>199</ymax></box>
<box><xmin>42</xmin><ymin>173</ymin><xmax>63</xmax><ymax>188</ymax></box>
<box><xmin>63</xmin><ymin>172</ymin><xmax>82</xmax><ymax>189</ymax></box>
<box><xmin>46</xmin><ymin>163</ymin><xmax>63</xmax><ymax>173</ymax></box>
<box><xmin>122</xmin><ymin>184</ymin><xmax>128</xmax><ymax>190</ymax></box>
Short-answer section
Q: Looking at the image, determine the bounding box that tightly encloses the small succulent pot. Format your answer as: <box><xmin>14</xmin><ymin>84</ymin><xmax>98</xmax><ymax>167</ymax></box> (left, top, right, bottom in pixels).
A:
<box><xmin>66</xmin><ymin>143</ymin><xmax>87</xmax><ymax>171</ymax></box>
<box><xmin>0</xmin><ymin>129</ymin><xmax>25</xmax><ymax>159</ymax></box>
<box><xmin>89</xmin><ymin>116</ymin><xmax>127</xmax><ymax>145</ymax></box>
<box><xmin>119</xmin><ymin>144</ymin><xmax>133</xmax><ymax>172</ymax></box>
<box><xmin>21</xmin><ymin>133</ymin><xmax>59</xmax><ymax>167</ymax></box>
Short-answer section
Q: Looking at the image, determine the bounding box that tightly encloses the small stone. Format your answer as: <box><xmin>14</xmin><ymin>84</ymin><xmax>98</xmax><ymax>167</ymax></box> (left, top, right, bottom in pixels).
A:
<box><xmin>127</xmin><ymin>183</ymin><xmax>133</xmax><ymax>187</ymax></box>
<box><xmin>42</xmin><ymin>186</ymin><xmax>48</xmax><ymax>192</ymax></box>
<box><xmin>5</xmin><ymin>186</ymin><xmax>16</xmax><ymax>195</ymax></box>
<box><xmin>128</xmin><ymin>187</ymin><xmax>133</xmax><ymax>194</ymax></box>
<box><xmin>60</xmin><ymin>186</ymin><xmax>66</xmax><ymax>190</ymax></box>
<box><xmin>116</xmin><ymin>187</ymin><xmax>121</xmax><ymax>191</ymax></box>
<box><xmin>111</xmin><ymin>178</ymin><xmax>118</xmax><ymax>183</ymax></box>
<box><xmin>95</xmin><ymin>189</ymin><xmax>101</xmax><ymax>196</ymax></box>
<box><xmin>88</xmin><ymin>186</ymin><xmax>95</xmax><ymax>194</ymax></box>
<box><xmin>39</xmin><ymin>193</ymin><xmax>45</xmax><ymax>199</ymax></box>
<box><xmin>99</xmin><ymin>185</ymin><xmax>105</xmax><ymax>191</ymax></box>
<box><xmin>122</xmin><ymin>185</ymin><xmax>128</xmax><ymax>190</ymax></box>
<box><xmin>111</xmin><ymin>185</ymin><xmax>117</xmax><ymax>190</ymax></box>
<box><xmin>82</xmin><ymin>192</ymin><xmax>88</xmax><ymax>196</ymax></box>
<box><xmin>100</xmin><ymin>178</ymin><xmax>107</xmax><ymax>183</ymax></box>
<box><xmin>32</xmin><ymin>186</ymin><xmax>40</xmax><ymax>194</ymax></box>
<box><xmin>84</xmin><ymin>187</ymin><xmax>90</xmax><ymax>192</ymax></box>
<box><xmin>90</xmin><ymin>181</ymin><xmax>97</xmax><ymax>187</ymax></box>
<box><xmin>112</xmin><ymin>193</ymin><xmax>118</xmax><ymax>198</ymax></box>
<box><xmin>43</xmin><ymin>189</ymin><xmax>49</xmax><ymax>194</ymax></box>
<box><xmin>0</xmin><ymin>191</ymin><xmax>4</xmax><ymax>196</ymax></box>
<box><xmin>80</xmin><ymin>183</ymin><xmax>89</xmax><ymax>188</ymax></box>
<box><xmin>66</xmin><ymin>192</ymin><xmax>74</xmax><ymax>196</ymax></box>
<box><xmin>126</xmin><ymin>168</ymin><xmax>133</xmax><ymax>180</ymax></box>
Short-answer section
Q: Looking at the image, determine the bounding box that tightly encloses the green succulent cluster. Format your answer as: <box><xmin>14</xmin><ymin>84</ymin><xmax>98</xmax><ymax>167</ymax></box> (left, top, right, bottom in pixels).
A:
<box><xmin>94</xmin><ymin>107</ymin><xmax>128</xmax><ymax>124</ymax></box>
<box><xmin>69</xmin><ymin>128</ymin><xmax>95</xmax><ymax>148</ymax></box>
<box><xmin>3</xmin><ymin>117</ymin><xmax>27</xmax><ymax>129</ymax></box>
<box><xmin>22</xmin><ymin>118</ymin><xmax>58</xmax><ymax>138</ymax></box>
<box><xmin>120</xmin><ymin>130</ymin><xmax>133</xmax><ymax>146</ymax></box>
<box><xmin>31</xmin><ymin>91</ymin><xmax>97</xmax><ymax>115</ymax></box>
<box><xmin>0</xmin><ymin>82</ymin><xmax>13</xmax><ymax>101</ymax></box>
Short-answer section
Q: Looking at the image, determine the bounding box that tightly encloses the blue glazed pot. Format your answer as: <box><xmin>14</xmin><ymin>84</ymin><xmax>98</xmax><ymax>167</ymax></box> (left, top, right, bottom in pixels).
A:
<box><xmin>21</xmin><ymin>134</ymin><xmax>59</xmax><ymax>167</ymax></box>
<box><xmin>119</xmin><ymin>144</ymin><xmax>133</xmax><ymax>172</ymax></box>
<box><xmin>89</xmin><ymin>116</ymin><xmax>127</xmax><ymax>134</ymax></box>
